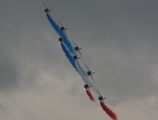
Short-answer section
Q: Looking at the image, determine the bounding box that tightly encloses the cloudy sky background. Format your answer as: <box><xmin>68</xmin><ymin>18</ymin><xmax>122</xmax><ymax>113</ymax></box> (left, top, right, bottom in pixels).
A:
<box><xmin>0</xmin><ymin>0</ymin><xmax>158</xmax><ymax>120</ymax></box>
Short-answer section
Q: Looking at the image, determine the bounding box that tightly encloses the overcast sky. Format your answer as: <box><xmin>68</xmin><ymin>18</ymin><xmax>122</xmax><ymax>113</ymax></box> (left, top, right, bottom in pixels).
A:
<box><xmin>0</xmin><ymin>0</ymin><xmax>158</xmax><ymax>120</ymax></box>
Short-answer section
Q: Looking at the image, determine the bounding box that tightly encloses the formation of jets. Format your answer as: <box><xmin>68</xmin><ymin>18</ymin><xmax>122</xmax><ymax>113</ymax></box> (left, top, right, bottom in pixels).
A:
<box><xmin>43</xmin><ymin>2</ymin><xmax>107</xmax><ymax>103</ymax></box>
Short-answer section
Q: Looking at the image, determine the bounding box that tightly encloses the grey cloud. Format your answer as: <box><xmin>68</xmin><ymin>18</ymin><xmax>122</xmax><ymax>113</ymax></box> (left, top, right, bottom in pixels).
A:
<box><xmin>0</xmin><ymin>0</ymin><xmax>158</xmax><ymax>120</ymax></box>
<box><xmin>0</xmin><ymin>0</ymin><xmax>158</xmax><ymax>106</ymax></box>
<box><xmin>0</xmin><ymin>103</ymin><xmax>7</xmax><ymax>113</ymax></box>
<box><xmin>0</xmin><ymin>52</ymin><xmax>19</xmax><ymax>92</ymax></box>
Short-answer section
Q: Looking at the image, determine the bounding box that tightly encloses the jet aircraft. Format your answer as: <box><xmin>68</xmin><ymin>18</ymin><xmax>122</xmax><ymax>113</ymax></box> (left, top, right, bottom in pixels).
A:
<box><xmin>42</xmin><ymin>2</ymin><xmax>52</xmax><ymax>15</ymax></box>
<box><xmin>97</xmin><ymin>89</ymin><xmax>107</xmax><ymax>103</ymax></box>
<box><xmin>58</xmin><ymin>20</ymin><xmax>68</xmax><ymax>34</ymax></box>
<box><xmin>59</xmin><ymin>36</ymin><xmax>63</xmax><ymax>42</ymax></box>
<box><xmin>84</xmin><ymin>64</ymin><xmax>95</xmax><ymax>83</ymax></box>
<box><xmin>72</xmin><ymin>40</ymin><xmax>83</xmax><ymax>57</ymax></box>
<box><xmin>84</xmin><ymin>83</ymin><xmax>92</xmax><ymax>90</ymax></box>
<box><xmin>73</xmin><ymin>55</ymin><xmax>81</xmax><ymax>60</ymax></box>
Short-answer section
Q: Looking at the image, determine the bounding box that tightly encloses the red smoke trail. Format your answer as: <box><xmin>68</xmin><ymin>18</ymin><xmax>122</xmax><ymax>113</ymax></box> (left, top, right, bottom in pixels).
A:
<box><xmin>86</xmin><ymin>90</ymin><xmax>95</xmax><ymax>102</ymax></box>
<box><xmin>100</xmin><ymin>102</ymin><xmax>117</xmax><ymax>120</ymax></box>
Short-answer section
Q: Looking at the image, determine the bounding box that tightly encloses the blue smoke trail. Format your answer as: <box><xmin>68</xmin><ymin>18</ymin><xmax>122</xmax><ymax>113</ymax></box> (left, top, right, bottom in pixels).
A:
<box><xmin>61</xmin><ymin>43</ymin><xmax>78</xmax><ymax>72</ymax></box>
<box><xmin>46</xmin><ymin>14</ymin><xmax>87</xmax><ymax>76</ymax></box>
<box><xmin>46</xmin><ymin>14</ymin><xmax>75</xmax><ymax>54</ymax></box>
<box><xmin>77</xmin><ymin>59</ymin><xmax>88</xmax><ymax>76</ymax></box>
<box><xmin>61</xmin><ymin>43</ymin><xmax>87</xmax><ymax>76</ymax></box>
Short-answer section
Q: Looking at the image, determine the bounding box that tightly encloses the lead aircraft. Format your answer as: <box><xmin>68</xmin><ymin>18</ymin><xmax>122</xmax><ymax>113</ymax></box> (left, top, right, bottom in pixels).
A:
<box><xmin>42</xmin><ymin>2</ymin><xmax>52</xmax><ymax>15</ymax></box>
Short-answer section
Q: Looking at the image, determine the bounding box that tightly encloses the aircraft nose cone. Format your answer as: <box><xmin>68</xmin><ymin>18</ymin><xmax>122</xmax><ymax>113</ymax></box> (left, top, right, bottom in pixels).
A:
<box><xmin>84</xmin><ymin>84</ymin><xmax>88</xmax><ymax>89</ymax></box>
<box><xmin>44</xmin><ymin>8</ymin><xmax>48</xmax><ymax>12</ymax></box>
<box><xmin>60</xmin><ymin>27</ymin><xmax>64</xmax><ymax>30</ymax></box>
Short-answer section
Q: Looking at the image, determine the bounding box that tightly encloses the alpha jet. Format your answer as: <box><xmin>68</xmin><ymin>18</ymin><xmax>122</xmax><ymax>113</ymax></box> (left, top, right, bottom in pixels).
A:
<box><xmin>42</xmin><ymin>2</ymin><xmax>52</xmax><ymax>15</ymax></box>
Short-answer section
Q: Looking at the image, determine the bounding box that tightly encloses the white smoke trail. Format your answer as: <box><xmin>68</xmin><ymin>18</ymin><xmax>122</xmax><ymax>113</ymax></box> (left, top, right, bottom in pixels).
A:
<box><xmin>75</xmin><ymin>60</ymin><xmax>98</xmax><ymax>94</ymax></box>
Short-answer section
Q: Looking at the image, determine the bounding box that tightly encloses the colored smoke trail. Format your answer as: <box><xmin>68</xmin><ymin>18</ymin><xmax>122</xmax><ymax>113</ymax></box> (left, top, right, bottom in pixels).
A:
<box><xmin>86</xmin><ymin>90</ymin><xmax>95</xmax><ymax>102</ymax></box>
<box><xmin>61</xmin><ymin>43</ymin><xmax>78</xmax><ymax>71</ymax></box>
<box><xmin>46</xmin><ymin>14</ymin><xmax>75</xmax><ymax>54</ymax></box>
<box><xmin>100</xmin><ymin>102</ymin><xmax>117</xmax><ymax>120</ymax></box>
<box><xmin>61</xmin><ymin>43</ymin><xmax>88</xmax><ymax>75</ymax></box>
<box><xmin>46</xmin><ymin>14</ymin><xmax>89</xmax><ymax>76</ymax></box>
<box><xmin>76</xmin><ymin>58</ymin><xmax>88</xmax><ymax>76</ymax></box>
<box><xmin>46</xmin><ymin>14</ymin><xmax>61</xmax><ymax>35</ymax></box>
<box><xmin>75</xmin><ymin>60</ymin><xmax>98</xmax><ymax>94</ymax></box>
